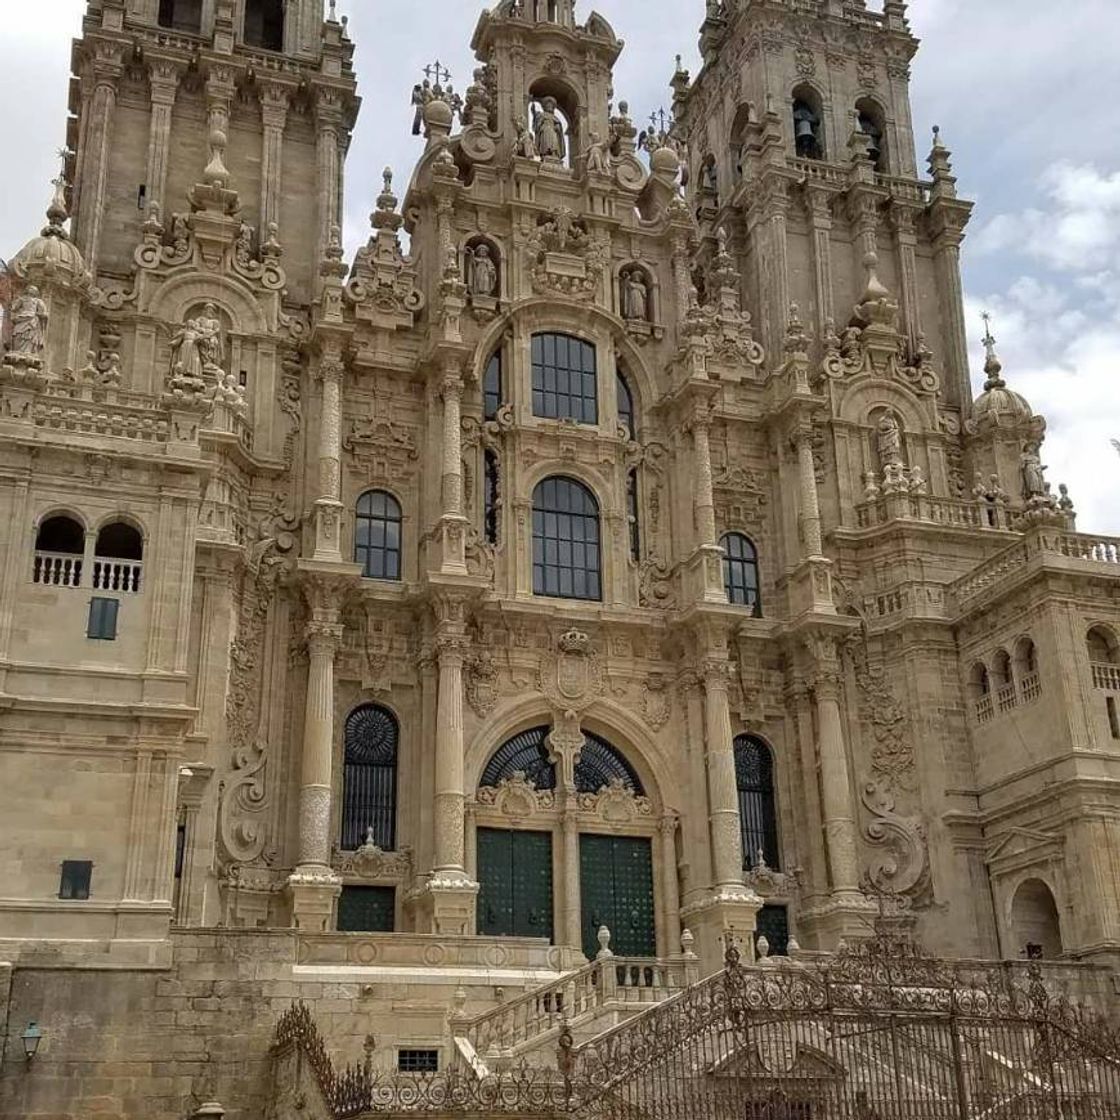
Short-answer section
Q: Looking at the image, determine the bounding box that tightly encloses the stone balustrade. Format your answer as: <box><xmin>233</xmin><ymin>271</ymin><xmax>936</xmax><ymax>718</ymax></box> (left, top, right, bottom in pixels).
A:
<box><xmin>856</xmin><ymin>492</ymin><xmax>1015</xmax><ymax>532</ymax></box>
<box><xmin>1092</xmin><ymin>663</ymin><xmax>1120</xmax><ymax>692</ymax></box>
<box><xmin>32</xmin><ymin>550</ymin><xmax>83</xmax><ymax>588</ymax></box>
<box><xmin>92</xmin><ymin>557</ymin><xmax>143</xmax><ymax>593</ymax></box>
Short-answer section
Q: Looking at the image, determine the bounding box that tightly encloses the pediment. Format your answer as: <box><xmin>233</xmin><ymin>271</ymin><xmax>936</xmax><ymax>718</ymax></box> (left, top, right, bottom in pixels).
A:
<box><xmin>985</xmin><ymin>826</ymin><xmax>1063</xmax><ymax>865</ymax></box>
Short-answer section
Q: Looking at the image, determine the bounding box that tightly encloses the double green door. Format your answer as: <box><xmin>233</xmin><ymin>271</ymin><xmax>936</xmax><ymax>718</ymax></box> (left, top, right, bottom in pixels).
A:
<box><xmin>476</xmin><ymin>828</ymin><xmax>554</xmax><ymax>940</ymax></box>
<box><xmin>579</xmin><ymin>834</ymin><xmax>655</xmax><ymax>959</ymax></box>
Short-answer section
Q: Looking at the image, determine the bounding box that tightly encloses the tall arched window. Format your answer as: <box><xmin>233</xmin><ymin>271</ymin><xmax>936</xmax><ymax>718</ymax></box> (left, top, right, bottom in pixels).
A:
<box><xmin>734</xmin><ymin>735</ymin><xmax>778</xmax><ymax>870</ymax></box>
<box><xmin>626</xmin><ymin>470</ymin><xmax>640</xmax><ymax>562</ymax></box>
<box><xmin>483</xmin><ymin>350</ymin><xmax>502</xmax><ymax>421</ymax></box>
<box><xmin>721</xmin><ymin>532</ymin><xmax>761</xmax><ymax>615</ymax></box>
<box><xmin>94</xmin><ymin>521</ymin><xmax>144</xmax><ymax>593</ymax></box>
<box><xmin>791</xmin><ymin>87</ymin><xmax>824</xmax><ymax>160</ymax></box>
<box><xmin>355</xmin><ymin>490</ymin><xmax>402</xmax><ymax>581</ymax></box>
<box><xmin>616</xmin><ymin>371</ymin><xmax>636</xmax><ymax>440</ymax></box>
<box><xmin>855</xmin><ymin>98</ymin><xmax>886</xmax><ymax>171</ymax></box>
<box><xmin>341</xmin><ymin>705</ymin><xmax>399</xmax><ymax>851</ymax></box>
<box><xmin>532</xmin><ymin>477</ymin><xmax>601</xmax><ymax>601</ymax></box>
<box><xmin>531</xmin><ymin>333</ymin><xmax>598</xmax><ymax>424</ymax></box>
<box><xmin>576</xmin><ymin>732</ymin><xmax>644</xmax><ymax>794</ymax></box>
<box><xmin>33</xmin><ymin>514</ymin><xmax>85</xmax><ymax>588</ymax></box>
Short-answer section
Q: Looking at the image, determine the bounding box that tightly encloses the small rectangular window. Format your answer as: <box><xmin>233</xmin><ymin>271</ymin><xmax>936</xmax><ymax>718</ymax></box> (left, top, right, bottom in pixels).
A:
<box><xmin>87</xmin><ymin>597</ymin><xmax>120</xmax><ymax>640</ymax></box>
<box><xmin>59</xmin><ymin>860</ymin><xmax>93</xmax><ymax>900</ymax></box>
<box><xmin>397</xmin><ymin>1049</ymin><xmax>439</xmax><ymax>1073</ymax></box>
<box><xmin>174</xmin><ymin>822</ymin><xmax>187</xmax><ymax>879</ymax></box>
<box><xmin>1107</xmin><ymin>696</ymin><xmax>1120</xmax><ymax>741</ymax></box>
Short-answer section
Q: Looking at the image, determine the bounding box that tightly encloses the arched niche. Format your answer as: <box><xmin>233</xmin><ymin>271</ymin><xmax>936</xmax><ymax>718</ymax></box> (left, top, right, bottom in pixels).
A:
<box><xmin>791</xmin><ymin>83</ymin><xmax>825</xmax><ymax>161</ymax></box>
<box><xmin>461</xmin><ymin>234</ymin><xmax>503</xmax><ymax>304</ymax></box>
<box><xmin>855</xmin><ymin>96</ymin><xmax>888</xmax><ymax>172</ymax></box>
<box><xmin>528</xmin><ymin>76</ymin><xmax>582</xmax><ymax>168</ymax></box>
<box><xmin>615</xmin><ymin>261</ymin><xmax>659</xmax><ymax>329</ymax></box>
<box><xmin>1009</xmin><ymin>877</ymin><xmax>1063</xmax><ymax>960</ymax></box>
<box><xmin>145</xmin><ymin>272</ymin><xmax>269</xmax><ymax>337</ymax></box>
<box><xmin>967</xmin><ymin>660</ymin><xmax>990</xmax><ymax>701</ymax></box>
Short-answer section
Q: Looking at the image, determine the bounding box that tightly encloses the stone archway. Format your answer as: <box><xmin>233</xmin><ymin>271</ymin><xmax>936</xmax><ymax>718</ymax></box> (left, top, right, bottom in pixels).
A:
<box><xmin>1010</xmin><ymin>877</ymin><xmax>1063</xmax><ymax>959</ymax></box>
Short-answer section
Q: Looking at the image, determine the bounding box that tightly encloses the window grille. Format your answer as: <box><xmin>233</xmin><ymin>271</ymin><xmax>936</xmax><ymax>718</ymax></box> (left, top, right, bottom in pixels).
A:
<box><xmin>397</xmin><ymin>1049</ymin><xmax>439</xmax><ymax>1073</ymax></box>
<box><xmin>341</xmin><ymin>705</ymin><xmax>398</xmax><ymax>851</ymax></box>
<box><xmin>734</xmin><ymin>735</ymin><xmax>779</xmax><ymax>870</ymax></box>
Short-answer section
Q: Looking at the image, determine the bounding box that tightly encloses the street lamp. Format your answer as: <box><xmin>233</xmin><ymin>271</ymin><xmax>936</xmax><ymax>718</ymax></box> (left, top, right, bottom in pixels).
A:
<box><xmin>20</xmin><ymin>1021</ymin><xmax>43</xmax><ymax>1062</ymax></box>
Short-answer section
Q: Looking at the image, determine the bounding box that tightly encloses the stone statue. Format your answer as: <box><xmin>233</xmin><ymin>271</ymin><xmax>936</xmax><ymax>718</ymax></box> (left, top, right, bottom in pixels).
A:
<box><xmin>1021</xmin><ymin>441</ymin><xmax>1047</xmax><ymax>498</ymax></box>
<box><xmin>513</xmin><ymin>117</ymin><xmax>538</xmax><ymax>159</ymax></box>
<box><xmin>585</xmin><ymin>132</ymin><xmax>610</xmax><ymax>175</ymax></box>
<box><xmin>170</xmin><ymin>212</ymin><xmax>190</xmax><ymax>256</ymax></box>
<box><xmin>170</xmin><ymin>302</ymin><xmax>223</xmax><ymax>381</ymax></box>
<box><xmin>9</xmin><ymin>285</ymin><xmax>49</xmax><ymax>356</ymax></box>
<box><xmin>701</xmin><ymin>159</ymin><xmax>718</xmax><ymax>193</ymax></box>
<box><xmin>234</xmin><ymin>220</ymin><xmax>255</xmax><ymax>269</ymax></box>
<box><xmin>533</xmin><ymin>97</ymin><xmax>566</xmax><ymax>161</ymax></box>
<box><xmin>468</xmin><ymin>244</ymin><xmax>498</xmax><ymax>297</ymax></box>
<box><xmin>621</xmin><ymin>269</ymin><xmax>649</xmax><ymax>322</ymax></box>
<box><xmin>877</xmin><ymin>412</ymin><xmax>903</xmax><ymax>467</ymax></box>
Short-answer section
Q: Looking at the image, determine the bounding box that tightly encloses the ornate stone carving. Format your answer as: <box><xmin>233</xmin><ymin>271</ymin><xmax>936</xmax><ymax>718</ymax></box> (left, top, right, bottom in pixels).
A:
<box><xmin>524</xmin><ymin>209</ymin><xmax>608</xmax><ymax>301</ymax></box>
<box><xmin>538</xmin><ymin>628</ymin><xmax>605</xmax><ymax>712</ymax></box>
<box><xmin>476</xmin><ymin>772</ymin><xmax>556</xmax><ymax>817</ymax></box>
<box><xmin>641</xmin><ymin>674</ymin><xmax>671</xmax><ymax>730</ymax></box>
<box><xmin>576</xmin><ymin>777</ymin><xmax>653</xmax><ymax>821</ymax></box>
<box><xmin>465</xmin><ymin>648</ymin><xmax>499</xmax><ymax>718</ymax></box>
<box><xmin>343</xmin><ymin>416</ymin><xmax>419</xmax><ymax>478</ymax></box>
<box><xmin>335</xmin><ymin>831</ymin><xmax>412</xmax><ymax>881</ymax></box>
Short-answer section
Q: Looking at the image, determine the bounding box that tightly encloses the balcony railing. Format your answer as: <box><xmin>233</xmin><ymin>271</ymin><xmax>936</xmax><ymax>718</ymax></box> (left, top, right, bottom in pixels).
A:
<box><xmin>1020</xmin><ymin>672</ymin><xmax>1042</xmax><ymax>704</ymax></box>
<box><xmin>996</xmin><ymin>683</ymin><xmax>1017</xmax><ymax>714</ymax></box>
<box><xmin>32</xmin><ymin>551</ymin><xmax>83</xmax><ymax>588</ymax></box>
<box><xmin>92</xmin><ymin>558</ymin><xmax>143</xmax><ymax>593</ymax></box>
<box><xmin>974</xmin><ymin>695</ymin><xmax>994</xmax><ymax>724</ymax></box>
<box><xmin>1092</xmin><ymin>663</ymin><xmax>1120</xmax><ymax>692</ymax></box>
<box><xmin>856</xmin><ymin>493</ymin><xmax>1015</xmax><ymax>532</ymax></box>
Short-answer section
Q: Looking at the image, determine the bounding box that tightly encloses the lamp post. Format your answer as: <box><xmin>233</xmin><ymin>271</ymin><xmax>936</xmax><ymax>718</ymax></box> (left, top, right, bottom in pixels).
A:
<box><xmin>21</xmin><ymin>1021</ymin><xmax>43</xmax><ymax>1062</ymax></box>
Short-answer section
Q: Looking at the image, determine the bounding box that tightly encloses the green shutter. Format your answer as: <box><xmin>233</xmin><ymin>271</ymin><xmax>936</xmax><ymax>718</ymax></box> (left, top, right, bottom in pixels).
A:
<box><xmin>477</xmin><ymin>828</ymin><xmax>553</xmax><ymax>940</ymax></box>
<box><xmin>337</xmin><ymin>886</ymin><xmax>395</xmax><ymax>932</ymax></box>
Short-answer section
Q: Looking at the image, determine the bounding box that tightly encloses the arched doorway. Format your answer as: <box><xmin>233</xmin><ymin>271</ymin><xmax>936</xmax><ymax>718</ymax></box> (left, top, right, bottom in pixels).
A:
<box><xmin>472</xmin><ymin>724</ymin><xmax>661</xmax><ymax>958</ymax></box>
<box><xmin>1010</xmin><ymin>877</ymin><xmax>1063</xmax><ymax>960</ymax></box>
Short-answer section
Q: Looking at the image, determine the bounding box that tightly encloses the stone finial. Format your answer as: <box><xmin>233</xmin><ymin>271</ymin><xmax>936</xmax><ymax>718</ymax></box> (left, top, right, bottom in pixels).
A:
<box><xmin>927</xmin><ymin>126</ymin><xmax>957</xmax><ymax>197</ymax></box>
<box><xmin>203</xmin><ymin>128</ymin><xmax>230</xmax><ymax>188</ymax></box>
<box><xmin>854</xmin><ymin>252</ymin><xmax>899</xmax><ymax>328</ymax></box>
<box><xmin>371</xmin><ymin>167</ymin><xmax>402</xmax><ymax>233</ymax></box>
<box><xmin>595</xmin><ymin>924</ymin><xmax>613</xmax><ymax>959</ymax></box>
<box><xmin>680</xmin><ymin>928</ymin><xmax>696</xmax><ymax>959</ymax></box>
<box><xmin>980</xmin><ymin>310</ymin><xmax>1005</xmax><ymax>389</ymax></box>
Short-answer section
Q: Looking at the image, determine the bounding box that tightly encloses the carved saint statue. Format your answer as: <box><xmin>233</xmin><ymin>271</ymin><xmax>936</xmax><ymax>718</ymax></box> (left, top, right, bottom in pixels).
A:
<box><xmin>170</xmin><ymin>302</ymin><xmax>223</xmax><ymax>381</ymax></box>
<box><xmin>170</xmin><ymin>212</ymin><xmax>190</xmax><ymax>256</ymax></box>
<box><xmin>533</xmin><ymin>97</ymin><xmax>566</xmax><ymax>161</ymax></box>
<box><xmin>468</xmin><ymin>244</ymin><xmax>498</xmax><ymax>297</ymax></box>
<box><xmin>513</xmin><ymin>117</ymin><xmax>538</xmax><ymax>159</ymax></box>
<box><xmin>621</xmin><ymin>269</ymin><xmax>649</xmax><ymax>322</ymax></box>
<box><xmin>9</xmin><ymin>285</ymin><xmax>49</xmax><ymax>356</ymax></box>
<box><xmin>876</xmin><ymin>412</ymin><xmax>903</xmax><ymax>467</ymax></box>
<box><xmin>1021</xmin><ymin>441</ymin><xmax>1047</xmax><ymax>498</ymax></box>
<box><xmin>585</xmin><ymin>132</ymin><xmax>610</xmax><ymax>175</ymax></box>
<box><xmin>234</xmin><ymin>220</ymin><xmax>255</xmax><ymax>269</ymax></box>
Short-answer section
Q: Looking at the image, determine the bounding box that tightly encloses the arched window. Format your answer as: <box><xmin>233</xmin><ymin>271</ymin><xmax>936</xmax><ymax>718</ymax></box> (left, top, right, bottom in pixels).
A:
<box><xmin>483</xmin><ymin>349</ymin><xmax>502</xmax><ymax>421</ymax></box>
<box><xmin>355</xmin><ymin>490</ymin><xmax>402</xmax><ymax>581</ymax></box>
<box><xmin>532</xmin><ymin>477</ymin><xmax>601</xmax><ymax>601</ymax></box>
<box><xmin>531</xmin><ymin>333</ymin><xmax>598</xmax><ymax>424</ymax></box>
<box><xmin>33</xmin><ymin>514</ymin><xmax>85</xmax><ymax>588</ymax></box>
<box><xmin>341</xmin><ymin>705</ymin><xmax>399</xmax><ymax>851</ymax></box>
<box><xmin>244</xmin><ymin>0</ymin><xmax>284</xmax><ymax>49</ymax></box>
<box><xmin>479</xmin><ymin>726</ymin><xmax>643</xmax><ymax>795</ymax></box>
<box><xmin>969</xmin><ymin>661</ymin><xmax>991</xmax><ymax>697</ymax></box>
<box><xmin>855</xmin><ymin>99</ymin><xmax>886</xmax><ymax>171</ymax></box>
<box><xmin>734</xmin><ymin>736</ymin><xmax>779</xmax><ymax>870</ymax></box>
<box><xmin>626</xmin><ymin>470</ymin><xmax>640</xmax><ymax>562</ymax></box>
<box><xmin>616</xmin><ymin>371</ymin><xmax>636</xmax><ymax>440</ymax></box>
<box><xmin>1087</xmin><ymin>627</ymin><xmax>1120</xmax><ymax>739</ymax></box>
<box><xmin>480</xmin><ymin>726</ymin><xmax>556</xmax><ymax>790</ymax></box>
<box><xmin>94</xmin><ymin>521</ymin><xmax>144</xmax><ymax>593</ymax></box>
<box><xmin>791</xmin><ymin>87</ymin><xmax>824</xmax><ymax>160</ymax></box>
<box><xmin>721</xmin><ymin>532</ymin><xmax>761</xmax><ymax>615</ymax></box>
<box><xmin>1087</xmin><ymin>626</ymin><xmax>1119</xmax><ymax>665</ymax></box>
<box><xmin>158</xmin><ymin>0</ymin><xmax>202</xmax><ymax>32</ymax></box>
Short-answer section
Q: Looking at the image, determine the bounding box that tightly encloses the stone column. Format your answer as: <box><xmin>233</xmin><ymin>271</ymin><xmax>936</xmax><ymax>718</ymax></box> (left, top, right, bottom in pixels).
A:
<box><xmin>76</xmin><ymin>45</ymin><xmax>123</xmax><ymax>269</ymax></box>
<box><xmin>313</xmin><ymin>350</ymin><xmax>344</xmax><ymax>561</ymax></box>
<box><xmin>793</xmin><ymin>424</ymin><xmax>824</xmax><ymax>559</ymax></box>
<box><xmin>931</xmin><ymin>224</ymin><xmax>971</xmax><ymax>408</ymax></box>
<box><xmin>561</xmin><ymin>807</ymin><xmax>582</xmax><ymax>952</ymax></box>
<box><xmin>122</xmin><ymin>748</ymin><xmax>153</xmax><ymax>902</ymax></box>
<box><xmin>809</xmin><ymin>641</ymin><xmax>861</xmax><ymax>896</ymax></box>
<box><xmin>691</xmin><ymin>411</ymin><xmax>717</xmax><ymax>549</ymax></box>
<box><xmin>891</xmin><ymin>203</ymin><xmax>922</xmax><ymax>352</ymax></box>
<box><xmin>703</xmin><ymin>661</ymin><xmax>745</xmax><ymax>890</ymax></box>
<box><xmin>288</xmin><ymin>610</ymin><xmax>343</xmax><ymax>931</ymax></box>
<box><xmin>659</xmin><ymin>815</ymin><xmax>682</xmax><ymax>958</ymax></box>
<box><xmin>760</xmin><ymin>180</ymin><xmax>791</xmax><ymax>361</ymax></box>
<box><xmin>259</xmin><ymin>84</ymin><xmax>290</xmax><ymax>232</ymax></box>
<box><xmin>146</xmin><ymin>62</ymin><xmax>180</xmax><ymax>218</ymax></box>
<box><xmin>315</xmin><ymin>90</ymin><xmax>344</xmax><ymax>268</ymax></box>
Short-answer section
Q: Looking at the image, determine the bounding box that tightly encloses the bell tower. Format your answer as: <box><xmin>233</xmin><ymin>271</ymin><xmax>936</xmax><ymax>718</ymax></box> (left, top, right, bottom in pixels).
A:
<box><xmin>68</xmin><ymin>0</ymin><xmax>358</xmax><ymax>301</ymax></box>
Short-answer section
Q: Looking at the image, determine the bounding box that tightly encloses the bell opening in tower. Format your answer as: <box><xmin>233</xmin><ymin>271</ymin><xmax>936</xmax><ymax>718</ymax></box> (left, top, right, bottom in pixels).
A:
<box><xmin>791</xmin><ymin>87</ymin><xmax>824</xmax><ymax>161</ymax></box>
<box><xmin>244</xmin><ymin>0</ymin><xmax>285</xmax><ymax>52</ymax></box>
<box><xmin>157</xmin><ymin>0</ymin><xmax>203</xmax><ymax>34</ymax></box>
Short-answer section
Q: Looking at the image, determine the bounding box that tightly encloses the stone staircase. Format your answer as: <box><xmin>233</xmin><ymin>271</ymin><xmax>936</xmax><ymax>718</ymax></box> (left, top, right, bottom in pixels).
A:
<box><xmin>451</xmin><ymin>929</ymin><xmax>700</xmax><ymax>1077</ymax></box>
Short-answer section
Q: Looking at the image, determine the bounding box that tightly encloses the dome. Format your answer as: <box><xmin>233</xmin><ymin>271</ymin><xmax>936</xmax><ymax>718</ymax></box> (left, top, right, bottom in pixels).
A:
<box><xmin>11</xmin><ymin>178</ymin><xmax>90</xmax><ymax>288</ymax></box>
<box><xmin>971</xmin><ymin>325</ymin><xmax>1034</xmax><ymax>430</ymax></box>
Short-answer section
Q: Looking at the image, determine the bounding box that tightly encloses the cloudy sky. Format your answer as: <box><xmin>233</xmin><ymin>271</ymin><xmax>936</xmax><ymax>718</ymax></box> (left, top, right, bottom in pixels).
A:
<box><xmin>3</xmin><ymin>0</ymin><xmax>1118</xmax><ymax>530</ymax></box>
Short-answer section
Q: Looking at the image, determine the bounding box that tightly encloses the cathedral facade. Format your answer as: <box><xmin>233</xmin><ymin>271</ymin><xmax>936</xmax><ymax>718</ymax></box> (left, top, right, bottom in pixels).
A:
<box><xmin>1</xmin><ymin>0</ymin><xmax>1119</xmax><ymax>1116</ymax></box>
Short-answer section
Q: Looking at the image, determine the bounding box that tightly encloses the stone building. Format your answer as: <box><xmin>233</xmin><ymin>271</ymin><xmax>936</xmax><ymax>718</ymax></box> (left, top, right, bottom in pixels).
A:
<box><xmin>1</xmin><ymin>0</ymin><xmax>1119</xmax><ymax>1116</ymax></box>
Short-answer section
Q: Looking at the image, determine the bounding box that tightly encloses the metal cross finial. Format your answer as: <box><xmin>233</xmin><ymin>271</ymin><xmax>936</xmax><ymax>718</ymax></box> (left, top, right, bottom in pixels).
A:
<box><xmin>980</xmin><ymin>310</ymin><xmax>996</xmax><ymax>347</ymax></box>
<box><xmin>650</xmin><ymin>107</ymin><xmax>669</xmax><ymax>134</ymax></box>
<box><xmin>424</xmin><ymin>59</ymin><xmax>451</xmax><ymax>88</ymax></box>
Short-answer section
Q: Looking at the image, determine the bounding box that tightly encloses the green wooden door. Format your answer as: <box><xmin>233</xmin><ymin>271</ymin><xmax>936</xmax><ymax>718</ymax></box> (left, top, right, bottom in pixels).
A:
<box><xmin>579</xmin><ymin>834</ymin><xmax>655</xmax><ymax>958</ymax></box>
<box><xmin>337</xmin><ymin>885</ymin><xmax>395</xmax><ymax>932</ymax></box>
<box><xmin>476</xmin><ymin>828</ymin><xmax>553</xmax><ymax>940</ymax></box>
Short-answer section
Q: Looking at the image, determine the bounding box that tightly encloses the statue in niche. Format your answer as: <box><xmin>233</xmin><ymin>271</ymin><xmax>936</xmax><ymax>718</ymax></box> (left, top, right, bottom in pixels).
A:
<box><xmin>467</xmin><ymin>243</ymin><xmax>498</xmax><ymax>297</ymax></box>
<box><xmin>234</xmin><ymin>219</ymin><xmax>255</xmax><ymax>269</ymax></box>
<box><xmin>513</xmin><ymin>117</ymin><xmax>538</xmax><ymax>159</ymax></box>
<box><xmin>533</xmin><ymin>97</ymin><xmax>566</xmax><ymax>161</ymax></box>
<box><xmin>170</xmin><ymin>212</ymin><xmax>190</xmax><ymax>256</ymax></box>
<box><xmin>876</xmin><ymin>412</ymin><xmax>903</xmax><ymax>467</ymax></box>
<box><xmin>9</xmin><ymin>285</ymin><xmax>49</xmax><ymax>356</ymax></box>
<box><xmin>585</xmin><ymin>132</ymin><xmax>610</xmax><ymax>174</ymax></box>
<box><xmin>701</xmin><ymin>160</ymin><xmax>718</xmax><ymax>193</ymax></box>
<box><xmin>621</xmin><ymin>269</ymin><xmax>650</xmax><ymax>322</ymax></box>
<box><xmin>1021</xmin><ymin>440</ymin><xmax>1047</xmax><ymax>498</ymax></box>
<box><xmin>170</xmin><ymin>302</ymin><xmax>224</xmax><ymax>380</ymax></box>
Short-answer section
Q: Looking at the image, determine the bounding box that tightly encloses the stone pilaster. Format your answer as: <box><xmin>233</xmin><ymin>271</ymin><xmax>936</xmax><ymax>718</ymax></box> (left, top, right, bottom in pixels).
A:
<box><xmin>146</xmin><ymin>61</ymin><xmax>180</xmax><ymax>219</ymax></box>
<box><xmin>315</xmin><ymin>90</ymin><xmax>344</xmax><ymax>268</ymax></box>
<box><xmin>259</xmin><ymin>84</ymin><xmax>290</xmax><ymax>233</ymax></box>
<box><xmin>75</xmin><ymin>43</ymin><xmax>123</xmax><ymax>269</ymax></box>
<box><xmin>890</xmin><ymin>203</ymin><xmax>923</xmax><ymax>352</ymax></box>
<box><xmin>287</xmin><ymin>593</ymin><xmax>344</xmax><ymax>932</ymax></box>
<box><xmin>804</xmin><ymin>185</ymin><xmax>835</xmax><ymax>333</ymax></box>
<box><xmin>658</xmin><ymin>815</ymin><xmax>682</xmax><ymax>959</ymax></box>
<box><xmin>312</xmin><ymin>349</ymin><xmax>344</xmax><ymax>562</ymax></box>
<box><xmin>684</xmin><ymin>403</ymin><xmax>726</xmax><ymax>603</ymax></box>
<box><xmin>929</xmin><ymin>215</ymin><xmax>972</xmax><ymax>410</ymax></box>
